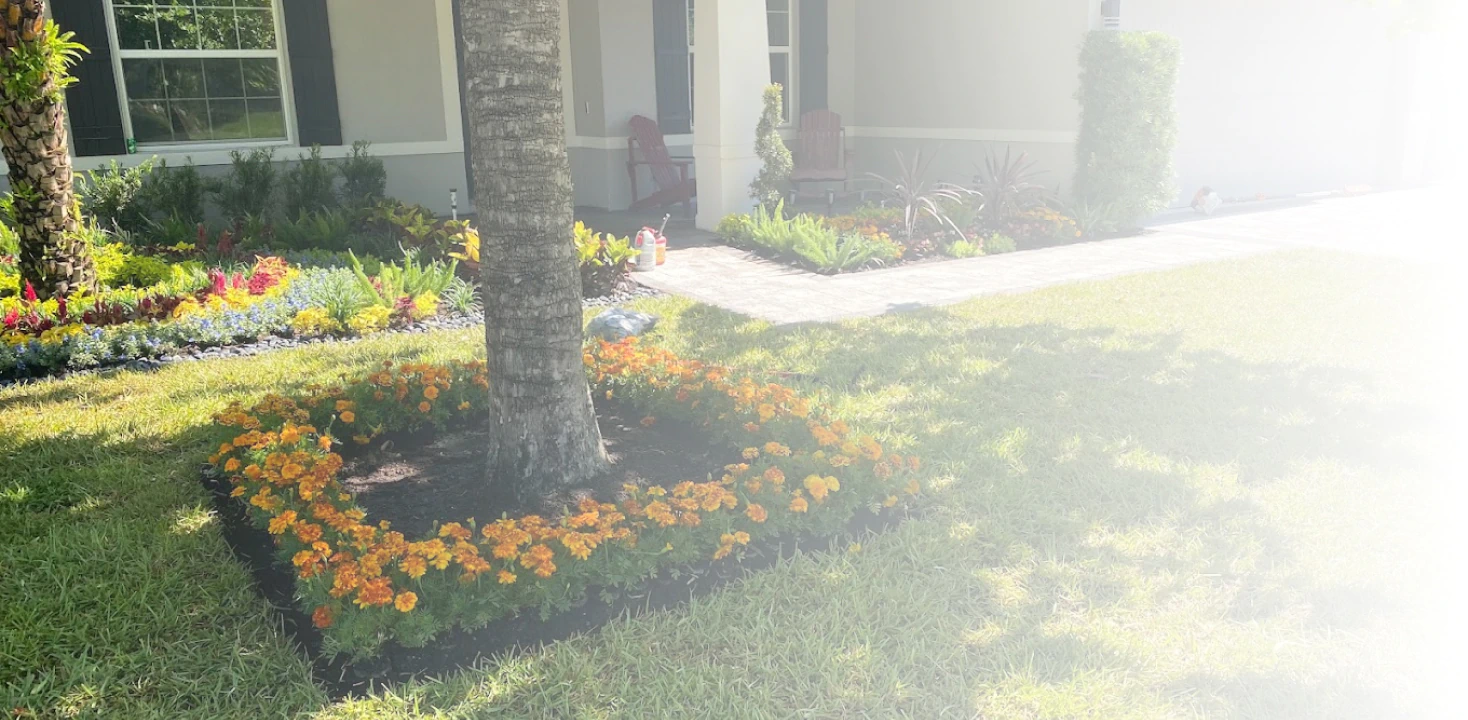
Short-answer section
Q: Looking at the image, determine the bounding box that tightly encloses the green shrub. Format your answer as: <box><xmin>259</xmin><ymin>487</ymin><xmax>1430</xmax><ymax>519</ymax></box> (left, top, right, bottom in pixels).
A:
<box><xmin>984</xmin><ymin>233</ymin><xmax>1017</xmax><ymax>254</ymax></box>
<box><xmin>1074</xmin><ymin>31</ymin><xmax>1181</xmax><ymax>228</ymax></box>
<box><xmin>944</xmin><ymin>239</ymin><xmax>983</xmax><ymax>259</ymax></box>
<box><xmin>78</xmin><ymin>158</ymin><xmax>157</xmax><ymax>233</ymax></box>
<box><xmin>339</xmin><ymin>141</ymin><xmax>387</xmax><ymax>211</ymax></box>
<box><xmin>793</xmin><ymin>231</ymin><xmax>901</xmax><ymax>273</ymax></box>
<box><xmin>143</xmin><ymin>158</ymin><xmax>205</xmax><ymax>223</ymax></box>
<box><xmin>284</xmin><ymin>145</ymin><xmax>339</xmax><ymax>219</ymax></box>
<box><xmin>275</xmin><ymin>209</ymin><xmax>353</xmax><ymax>252</ymax></box>
<box><xmin>212</xmin><ymin>148</ymin><xmax>277</xmax><ymax>221</ymax></box>
<box><xmin>749</xmin><ymin>84</ymin><xmax>793</xmax><ymax>211</ymax></box>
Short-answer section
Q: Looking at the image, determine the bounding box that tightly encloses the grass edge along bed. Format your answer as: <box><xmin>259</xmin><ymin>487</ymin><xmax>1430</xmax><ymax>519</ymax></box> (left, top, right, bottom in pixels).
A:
<box><xmin>208</xmin><ymin>337</ymin><xmax>925</xmax><ymax>659</ymax></box>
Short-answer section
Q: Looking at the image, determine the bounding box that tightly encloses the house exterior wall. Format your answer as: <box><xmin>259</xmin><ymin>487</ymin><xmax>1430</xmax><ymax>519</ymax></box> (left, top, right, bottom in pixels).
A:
<box><xmin>4</xmin><ymin>0</ymin><xmax>467</xmax><ymax>216</ymax></box>
<box><xmin>1123</xmin><ymin>0</ymin><xmax>1410</xmax><ymax>204</ymax></box>
<box><xmin>844</xmin><ymin>0</ymin><xmax>1091</xmax><ymax>190</ymax></box>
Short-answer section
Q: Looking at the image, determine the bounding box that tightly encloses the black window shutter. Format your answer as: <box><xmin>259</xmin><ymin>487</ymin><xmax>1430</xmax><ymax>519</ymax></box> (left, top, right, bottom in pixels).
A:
<box><xmin>282</xmin><ymin>0</ymin><xmax>343</xmax><ymax>146</ymax></box>
<box><xmin>652</xmin><ymin>0</ymin><xmax>692</xmax><ymax>135</ymax></box>
<box><xmin>51</xmin><ymin>0</ymin><xmax>126</xmax><ymax>157</ymax></box>
<box><xmin>798</xmin><ymin>0</ymin><xmax>828</xmax><ymax>116</ymax></box>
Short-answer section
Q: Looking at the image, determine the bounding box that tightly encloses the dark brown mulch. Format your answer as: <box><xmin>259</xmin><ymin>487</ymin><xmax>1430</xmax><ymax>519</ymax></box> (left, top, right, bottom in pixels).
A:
<box><xmin>339</xmin><ymin>400</ymin><xmax>730</xmax><ymax>538</ymax></box>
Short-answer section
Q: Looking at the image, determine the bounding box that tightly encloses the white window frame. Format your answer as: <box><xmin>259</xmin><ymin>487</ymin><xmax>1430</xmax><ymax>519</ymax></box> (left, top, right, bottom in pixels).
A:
<box><xmin>101</xmin><ymin>0</ymin><xmax>299</xmax><ymax>152</ymax></box>
<box><xmin>685</xmin><ymin>0</ymin><xmax>797</xmax><ymax>128</ymax></box>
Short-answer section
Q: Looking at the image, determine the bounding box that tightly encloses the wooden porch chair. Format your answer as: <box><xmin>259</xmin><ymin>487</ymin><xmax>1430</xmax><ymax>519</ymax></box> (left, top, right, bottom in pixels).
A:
<box><xmin>627</xmin><ymin>115</ymin><xmax>696</xmax><ymax>217</ymax></box>
<box><xmin>791</xmin><ymin>109</ymin><xmax>855</xmax><ymax>195</ymax></box>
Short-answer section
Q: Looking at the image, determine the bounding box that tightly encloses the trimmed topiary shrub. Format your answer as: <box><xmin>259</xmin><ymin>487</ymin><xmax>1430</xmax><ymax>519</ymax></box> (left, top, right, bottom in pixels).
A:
<box><xmin>1074</xmin><ymin>31</ymin><xmax>1181</xmax><ymax>229</ymax></box>
<box><xmin>749</xmin><ymin>84</ymin><xmax>793</xmax><ymax>211</ymax></box>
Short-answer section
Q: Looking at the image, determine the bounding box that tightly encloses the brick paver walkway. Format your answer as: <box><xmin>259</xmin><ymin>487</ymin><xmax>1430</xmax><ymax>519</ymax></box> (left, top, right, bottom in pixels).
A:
<box><xmin>631</xmin><ymin>188</ymin><xmax>1450</xmax><ymax>324</ymax></box>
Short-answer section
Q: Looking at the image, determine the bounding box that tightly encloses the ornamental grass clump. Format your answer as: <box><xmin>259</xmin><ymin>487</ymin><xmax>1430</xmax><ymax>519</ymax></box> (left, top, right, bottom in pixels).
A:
<box><xmin>209</xmin><ymin>338</ymin><xmax>925</xmax><ymax>658</ymax></box>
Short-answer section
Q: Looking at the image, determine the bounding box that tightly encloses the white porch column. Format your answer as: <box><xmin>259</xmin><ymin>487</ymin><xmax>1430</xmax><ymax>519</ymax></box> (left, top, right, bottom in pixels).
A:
<box><xmin>692</xmin><ymin>0</ymin><xmax>771</xmax><ymax>230</ymax></box>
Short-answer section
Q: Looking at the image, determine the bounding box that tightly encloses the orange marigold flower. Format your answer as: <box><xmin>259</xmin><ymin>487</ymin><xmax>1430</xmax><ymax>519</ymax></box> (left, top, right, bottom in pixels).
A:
<box><xmin>268</xmin><ymin>510</ymin><xmax>298</xmax><ymax>535</ymax></box>
<box><xmin>281</xmin><ymin>463</ymin><xmax>304</xmax><ymax>481</ymax></box>
<box><xmin>763</xmin><ymin>441</ymin><xmax>791</xmax><ymax>457</ymax></box>
<box><xmin>312</xmin><ymin>605</ymin><xmax>334</xmax><ymax>629</ymax></box>
<box><xmin>743</xmin><ymin>422</ymin><xmax>760</xmax><ymax>433</ymax></box>
<box><xmin>243</xmin><ymin>464</ymin><xmax>263</xmax><ymax>480</ymax></box>
<box><xmin>280</xmin><ymin>426</ymin><xmax>300</xmax><ymax>445</ymax></box>
<box><xmin>230</xmin><ymin>485</ymin><xmax>246</xmax><ymax>498</ymax></box>
<box><xmin>763</xmin><ymin>467</ymin><xmax>785</xmax><ymax>485</ymax></box>
<box><xmin>394</xmin><ymin>591</ymin><xmax>418</xmax><ymax>612</ymax></box>
<box><xmin>223</xmin><ymin>457</ymin><xmax>241</xmax><ymax>472</ymax></box>
<box><xmin>904</xmin><ymin>478</ymin><xmax>921</xmax><ymax>495</ymax></box>
<box><xmin>828</xmin><ymin>454</ymin><xmax>853</xmax><ymax>468</ymax></box>
<box><xmin>742</xmin><ymin>447</ymin><xmax>760</xmax><ymax>460</ymax></box>
<box><xmin>424</xmin><ymin>386</ymin><xmax>440</xmax><ymax>400</ymax></box>
<box><xmin>746</xmin><ymin>503</ymin><xmax>768</xmax><ymax>523</ymax></box>
<box><xmin>418</xmin><ymin>401</ymin><xmax>432</xmax><ymax>413</ymax></box>
<box><xmin>458</xmin><ymin>401</ymin><xmax>471</xmax><ymax>411</ymax></box>
<box><xmin>294</xmin><ymin>522</ymin><xmax>323</xmax><ymax>544</ymax></box>
<box><xmin>318</xmin><ymin>436</ymin><xmax>333</xmax><ymax>451</ymax></box>
<box><xmin>640</xmin><ymin>416</ymin><xmax>657</xmax><ymax>427</ymax></box>
<box><xmin>339</xmin><ymin>411</ymin><xmax>355</xmax><ymax>424</ymax></box>
<box><xmin>733</xmin><ymin>531</ymin><xmax>751</xmax><ymax>545</ymax></box>
<box><xmin>497</xmin><ymin>569</ymin><xmax>517</xmax><ymax>584</ymax></box>
<box><xmin>757</xmin><ymin>404</ymin><xmax>776</xmax><ymax>422</ymax></box>
<box><xmin>400</xmin><ymin>554</ymin><xmax>428</xmax><ymax>579</ymax></box>
<box><xmin>789</xmin><ymin>495</ymin><xmax>809</xmax><ymax>513</ymax></box>
<box><xmin>335</xmin><ymin>400</ymin><xmax>353</xmax><ymax>412</ymax></box>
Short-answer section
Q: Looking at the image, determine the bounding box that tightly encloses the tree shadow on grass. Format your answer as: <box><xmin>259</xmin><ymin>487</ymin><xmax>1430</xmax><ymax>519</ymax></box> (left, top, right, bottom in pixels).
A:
<box><xmin>0</xmin><ymin>300</ymin><xmax>1434</xmax><ymax>717</ymax></box>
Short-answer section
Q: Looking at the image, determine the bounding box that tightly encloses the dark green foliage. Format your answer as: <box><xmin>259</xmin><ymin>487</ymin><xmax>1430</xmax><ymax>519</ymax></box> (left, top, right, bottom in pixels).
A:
<box><xmin>143</xmin><ymin>158</ymin><xmax>205</xmax><ymax>223</ymax></box>
<box><xmin>78</xmin><ymin>158</ymin><xmax>156</xmax><ymax>233</ymax></box>
<box><xmin>1074</xmin><ymin>31</ymin><xmax>1181</xmax><ymax>229</ymax></box>
<box><xmin>211</xmin><ymin>148</ymin><xmax>277</xmax><ymax>221</ymax></box>
<box><xmin>283</xmin><ymin>145</ymin><xmax>339</xmax><ymax>219</ymax></box>
<box><xmin>339</xmin><ymin>141</ymin><xmax>387</xmax><ymax>211</ymax></box>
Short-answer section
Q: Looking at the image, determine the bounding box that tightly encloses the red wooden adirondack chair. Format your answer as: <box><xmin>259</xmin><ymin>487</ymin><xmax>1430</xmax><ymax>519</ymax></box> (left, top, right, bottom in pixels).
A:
<box><xmin>627</xmin><ymin>115</ymin><xmax>696</xmax><ymax>217</ymax></box>
<box><xmin>791</xmin><ymin>109</ymin><xmax>855</xmax><ymax>195</ymax></box>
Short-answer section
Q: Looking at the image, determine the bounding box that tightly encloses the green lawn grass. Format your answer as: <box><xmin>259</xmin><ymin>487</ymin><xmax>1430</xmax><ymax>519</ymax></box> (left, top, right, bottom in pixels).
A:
<box><xmin>2</xmin><ymin>250</ymin><xmax>1456</xmax><ymax>718</ymax></box>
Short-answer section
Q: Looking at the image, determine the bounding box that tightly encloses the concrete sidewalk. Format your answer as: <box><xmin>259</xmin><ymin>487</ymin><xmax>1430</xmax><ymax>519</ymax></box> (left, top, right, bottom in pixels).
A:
<box><xmin>631</xmin><ymin>188</ymin><xmax>1451</xmax><ymax>325</ymax></box>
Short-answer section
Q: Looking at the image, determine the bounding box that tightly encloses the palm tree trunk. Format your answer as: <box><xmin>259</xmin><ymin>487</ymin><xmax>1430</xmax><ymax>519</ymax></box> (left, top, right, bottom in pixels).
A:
<box><xmin>458</xmin><ymin>0</ymin><xmax>609</xmax><ymax>498</ymax></box>
<box><xmin>0</xmin><ymin>0</ymin><xmax>97</xmax><ymax>299</ymax></box>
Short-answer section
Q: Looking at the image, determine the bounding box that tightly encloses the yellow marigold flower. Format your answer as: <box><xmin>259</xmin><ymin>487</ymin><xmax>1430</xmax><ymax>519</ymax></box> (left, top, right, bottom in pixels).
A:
<box><xmin>458</xmin><ymin>401</ymin><xmax>471</xmax><ymax>411</ymax></box>
<box><xmin>353</xmin><ymin>435</ymin><xmax>370</xmax><ymax>445</ymax></box>
<box><xmin>733</xmin><ymin>531</ymin><xmax>750</xmax><ymax>545</ymax></box>
<box><xmin>339</xmin><ymin>411</ymin><xmax>355</xmax><ymax>424</ymax></box>
<box><xmin>746</xmin><ymin>503</ymin><xmax>768</xmax><ymax>523</ymax></box>
<box><xmin>825</xmin><ymin>476</ymin><xmax>840</xmax><ymax>492</ymax></box>
<box><xmin>281</xmin><ymin>463</ymin><xmax>304</xmax><ymax>481</ymax></box>
<box><xmin>400</xmin><ymin>555</ymin><xmax>428</xmax><ymax>579</ymax></box>
<box><xmin>757</xmin><ymin>403</ymin><xmax>776</xmax><ymax>422</ymax></box>
<box><xmin>230</xmin><ymin>485</ymin><xmax>246</xmax><ymax>498</ymax></box>
<box><xmin>789</xmin><ymin>495</ymin><xmax>809</xmax><ymax>513</ymax></box>
<box><xmin>904</xmin><ymin>478</ymin><xmax>921</xmax><ymax>495</ymax></box>
<box><xmin>742</xmin><ymin>447</ymin><xmax>760</xmax><ymax>460</ymax></box>
<box><xmin>498</xmin><ymin>569</ymin><xmax>517</xmax><ymax>584</ymax></box>
<box><xmin>763</xmin><ymin>441</ymin><xmax>791</xmax><ymax>457</ymax></box>
<box><xmin>418</xmin><ymin>401</ymin><xmax>432</xmax><ymax>413</ymax></box>
<box><xmin>883</xmin><ymin>495</ymin><xmax>899</xmax><ymax>508</ymax></box>
<box><xmin>280</xmin><ymin>427</ymin><xmax>300</xmax><ymax>445</ymax></box>
<box><xmin>224</xmin><ymin>458</ymin><xmax>241</xmax><ymax>472</ymax></box>
<box><xmin>804</xmin><ymin>475</ymin><xmax>830</xmax><ymax>502</ymax></box>
<box><xmin>645</xmin><ymin>486</ymin><xmax>667</xmax><ymax>497</ymax></box>
<box><xmin>424</xmin><ymin>386</ymin><xmax>440</xmax><ymax>400</ymax></box>
<box><xmin>828</xmin><ymin>454</ymin><xmax>853</xmax><ymax>468</ymax></box>
<box><xmin>394</xmin><ymin>591</ymin><xmax>418</xmax><ymax>613</ymax></box>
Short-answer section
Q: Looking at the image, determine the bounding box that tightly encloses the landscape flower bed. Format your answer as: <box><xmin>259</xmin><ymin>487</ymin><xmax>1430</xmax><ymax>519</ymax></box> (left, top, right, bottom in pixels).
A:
<box><xmin>208</xmin><ymin>338</ymin><xmax>924</xmax><ymax>658</ymax></box>
<box><xmin>0</xmin><ymin>250</ymin><xmax>473</xmax><ymax>382</ymax></box>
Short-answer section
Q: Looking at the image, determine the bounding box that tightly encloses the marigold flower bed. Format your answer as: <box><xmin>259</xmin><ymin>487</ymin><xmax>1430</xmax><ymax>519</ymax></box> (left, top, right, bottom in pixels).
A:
<box><xmin>209</xmin><ymin>338</ymin><xmax>923</xmax><ymax>659</ymax></box>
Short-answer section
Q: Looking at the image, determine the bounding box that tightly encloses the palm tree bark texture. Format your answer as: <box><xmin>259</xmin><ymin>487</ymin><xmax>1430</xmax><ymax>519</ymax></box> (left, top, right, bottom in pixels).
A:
<box><xmin>458</xmin><ymin>0</ymin><xmax>609</xmax><ymax>497</ymax></box>
<box><xmin>0</xmin><ymin>0</ymin><xmax>97</xmax><ymax>299</ymax></box>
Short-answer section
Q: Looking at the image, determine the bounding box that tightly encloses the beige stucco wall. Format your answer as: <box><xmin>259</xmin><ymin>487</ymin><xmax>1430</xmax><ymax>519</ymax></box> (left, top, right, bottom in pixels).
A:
<box><xmin>842</xmin><ymin>0</ymin><xmax>1091</xmax><ymax>188</ymax></box>
<box><xmin>326</xmin><ymin>0</ymin><xmax>448</xmax><ymax>144</ymax></box>
<box><xmin>1124</xmin><ymin>0</ymin><xmax>1418</xmax><ymax>204</ymax></box>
